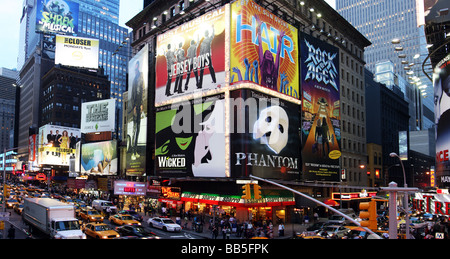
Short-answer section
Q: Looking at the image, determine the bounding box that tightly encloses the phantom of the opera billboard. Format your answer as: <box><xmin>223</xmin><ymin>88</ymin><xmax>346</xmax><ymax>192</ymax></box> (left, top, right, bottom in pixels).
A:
<box><xmin>126</xmin><ymin>44</ymin><xmax>149</xmax><ymax>176</ymax></box>
<box><xmin>300</xmin><ymin>32</ymin><xmax>341</xmax><ymax>182</ymax></box>
<box><xmin>434</xmin><ymin>53</ymin><xmax>450</xmax><ymax>187</ymax></box>
<box><xmin>230</xmin><ymin>0</ymin><xmax>299</xmax><ymax>99</ymax></box>
<box><xmin>36</xmin><ymin>0</ymin><xmax>79</xmax><ymax>35</ymax></box>
<box><xmin>155</xmin><ymin>94</ymin><xmax>226</xmax><ymax>178</ymax></box>
<box><xmin>155</xmin><ymin>6</ymin><xmax>228</xmax><ymax>105</ymax></box>
<box><xmin>80</xmin><ymin>140</ymin><xmax>117</xmax><ymax>176</ymax></box>
<box><xmin>230</xmin><ymin>89</ymin><xmax>300</xmax><ymax>180</ymax></box>
<box><xmin>38</xmin><ymin>125</ymin><xmax>80</xmax><ymax>166</ymax></box>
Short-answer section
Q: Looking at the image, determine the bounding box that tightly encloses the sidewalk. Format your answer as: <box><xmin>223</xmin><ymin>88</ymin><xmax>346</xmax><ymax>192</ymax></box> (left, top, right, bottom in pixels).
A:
<box><xmin>139</xmin><ymin>212</ymin><xmax>313</xmax><ymax>239</ymax></box>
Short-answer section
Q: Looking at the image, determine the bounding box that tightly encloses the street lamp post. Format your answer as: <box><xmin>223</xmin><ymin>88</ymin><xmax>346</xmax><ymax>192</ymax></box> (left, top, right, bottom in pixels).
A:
<box><xmin>389</xmin><ymin>152</ymin><xmax>412</xmax><ymax>239</ymax></box>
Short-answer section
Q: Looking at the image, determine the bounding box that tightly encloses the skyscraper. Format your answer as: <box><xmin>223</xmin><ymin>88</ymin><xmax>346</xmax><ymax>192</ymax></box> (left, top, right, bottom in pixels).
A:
<box><xmin>336</xmin><ymin>0</ymin><xmax>434</xmax><ymax>130</ymax></box>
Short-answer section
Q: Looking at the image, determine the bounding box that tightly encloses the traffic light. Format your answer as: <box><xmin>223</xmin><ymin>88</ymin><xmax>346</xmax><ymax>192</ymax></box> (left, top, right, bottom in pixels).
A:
<box><xmin>3</xmin><ymin>185</ymin><xmax>10</xmax><ymax>198</ymax></box>
<box><xmin>241</xmin><ymin>184</ymin><xmax>251</xmax><ymax>200</ymax></box>
<box><xmin>359</xmin><ymin>200</ymin><xmax>377</xmax><ymax>230</ymax></box>
<box><xmin>253</xmin><ymin>184</ymin><xmax>262</xmax><ymax>199</ymax></box>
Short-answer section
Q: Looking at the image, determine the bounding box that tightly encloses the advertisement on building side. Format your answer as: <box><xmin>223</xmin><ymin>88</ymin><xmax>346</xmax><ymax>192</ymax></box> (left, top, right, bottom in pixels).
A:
<box><xmin>434</xmin><ymin>53</ymin><xmax>450</xmax><ymax>187</ymax></box>
<box><xmin>80</xmin><ymin>99</ymin><xmax>116</xmax><ymax>134</ymax></box>
<box><xmin>114</xmin><ymin>181</ymin><xmax>147</xmax><ymax>196</ymax></box>
<box><xmin>36</xmin><ymin>0</ymin><xmax>79</xmax><ymax>35</ymax></box>
<box><xmin>230</xmin><ymin>0</ymin><xmax>299</xmax><ymax>99</ymax></box>
<box><xmin>155</xmin><ymin>94</ymin><xmax>226</xmax><ymax>178</ymax></box>
<box><xmin>155</xmin><ymin>6</ymin><xmax>228</xmax><ymax>105</ymax></box>
<box><xmin>38</xmin><ymin>124</ymin><xmax>80</xmax><ymax>166</ymax></box>
<box><xmin>126</xmin><ymin>44</ymin><xmax>149</xmax><ymax>176</ymax></box>
<box><xmin>230</xmin><ymin>89</ymin><xmax>300</xmax><ymax>180</ymax></box>
<box><xmin>300</xmin><ymin>32</ymin><xmax>341</xmax><ymax>182</ymax></box>
<box><xmin>81</xmin><ymin>140</ymin><xmax>117</xmax><ymax>176</ymax></box>
<box><xmin>55</xmin><ymin>35</ymin><xmax>99</xmax><ymax>69</ymax></box>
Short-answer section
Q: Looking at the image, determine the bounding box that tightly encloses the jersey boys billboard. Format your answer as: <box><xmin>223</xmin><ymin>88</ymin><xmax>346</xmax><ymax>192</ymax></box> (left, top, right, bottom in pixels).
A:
<box><xmin>155</xmin><ymin>6</ymin><xmax>228</xmax><ymax>105</ymax></box>
<box><xmin>36</xmin><ymin>0</ymin><xmax>79</xmax><ymax>35</ymax></box>
<box><xmin>300</xmin><ymin>32</ymin><xmax>341</xmax><ymax>182</ymax></box>
<box><xmin>231</xmin><ymin>0</ymin><xmax>299</xmax><ymax>99</ymax></box>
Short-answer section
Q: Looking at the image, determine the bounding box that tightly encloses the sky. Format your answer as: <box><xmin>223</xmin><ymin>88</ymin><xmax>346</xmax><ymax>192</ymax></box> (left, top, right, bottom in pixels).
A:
<box><xmin>0</xmin><ymin>0</ymin><xmax>334</xmax><ymax>71</ymax></box>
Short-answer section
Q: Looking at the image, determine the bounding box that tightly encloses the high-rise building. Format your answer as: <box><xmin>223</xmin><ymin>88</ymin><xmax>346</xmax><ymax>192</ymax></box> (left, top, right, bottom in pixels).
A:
<box><xmin>336</xmin><ymin>0</ymin><xmax>434</xmax><ymax>130</ymax></box>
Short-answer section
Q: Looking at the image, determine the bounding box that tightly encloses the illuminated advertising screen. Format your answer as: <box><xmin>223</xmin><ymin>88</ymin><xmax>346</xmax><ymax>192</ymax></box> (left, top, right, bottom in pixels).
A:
<box><xmin>155</xmin><ymin>6</ymin><xmax>228</xmax><ymax>105</ymax></box>
<box><xmin>38</xmin><ymin>125</ymin><xmax>81</xmax><ymax>166</ymax></box>
<box><xmin>155</xmin><ymin>94</ymin><xmax>226</xmax><ymax>177</ymax></box>
<box><xmin>36</xmin><ymin>0</ymin><xmax>79</xmax><ymax>35</ymax></box>
<box><xmin>81</xmin><ymin>140</ymin><xmax>117</xmax><ymax>176</ymax></box>
<box><xmin>434</xmin><ymin>53</ymin><xmax>450</xmax><ymax>187</ymax></box>
<box><xmin>230</xmin><ymin>0</ymin><xmax>299</xmax><ymax>99</ymax></box>
<box><xmin>80</xmin><ymin>99</ymin><xmax>116</xmax><ymax>133</ymax></box>
<box><xmin>55</xmin><ymin>35</ymin><xmax>99</xmax><ymax>69</ymax></box>
<box><xmin>230</xmin><ymin>89</ymin><xmax>300</xmax><ymax>180</ymax></box>
<box><xmin>126</xmin><ymin>44</ymin><xmax>149</xmax><ymax>176</ymax></box>
<box><xmin>114</xmin><ymin>181</ymin><xmax>147</xmax><ymax>196</ymax></box>
<box><xmin>300</xmin><ymin>32</ymin><xmax>341</xmax><ymax>182</ymax></box>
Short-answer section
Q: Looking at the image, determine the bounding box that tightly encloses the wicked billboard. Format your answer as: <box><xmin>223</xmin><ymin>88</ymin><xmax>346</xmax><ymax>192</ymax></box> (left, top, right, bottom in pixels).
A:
<box><xmin>36</xmin><ymin>0</ymin><xmax>79</xmax><ymax>35</ymax></box>
<box><xmin>230</xmin><ymin>89</ymin><xmax>300</xmax><ymax>180</ymax></box>
<box><xmin>155</xmin><ymin>94</ymin><xmax>226</xmax><ymax>178</ymax></box>
<box><xmin>300</xmin><ymin>32</ymin><xmax>341</xmax><ymax>182</ymax></box>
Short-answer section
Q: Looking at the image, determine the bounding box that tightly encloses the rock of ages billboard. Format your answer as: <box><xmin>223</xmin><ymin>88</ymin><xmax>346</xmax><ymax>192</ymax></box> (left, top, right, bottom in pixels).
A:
<box><xmin>155</xmin><ymin>94</ymin><xmax>226</xmax><ymax>178</ymax></box>
<box><xmin>155</xmin><ymin>6</ymin><xmax>227</xmax><ymax>106</ymax></box>
<box><xmin>230</xmin><ymin>0</ymin><xmax>299</xmax><ymax>99</ymax></box>
<box><xmin>300</xmin><ymin>32</ymin><xmax>341</xmax><ymax>182</ymax></box>
<box><xmin>36</xmin><ymin>0</ymin><xmax>79</xmax><ymax>35</ymax></box>
<box><xmin>434</xmin><ymin>53</ymin><xmax>450</xmax><ymax>187</ymax></box>
<box><xmin>230</xmin><ymin>89</ymin><xmax>300</xmax><ymax>180</ymax></box>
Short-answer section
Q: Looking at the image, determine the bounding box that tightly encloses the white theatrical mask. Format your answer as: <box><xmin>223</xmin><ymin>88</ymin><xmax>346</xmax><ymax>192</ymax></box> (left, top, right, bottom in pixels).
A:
<box><xmin>253</xmin><ymin>106</ymin><xmax>289</xmax><ymax>154</ymax></box>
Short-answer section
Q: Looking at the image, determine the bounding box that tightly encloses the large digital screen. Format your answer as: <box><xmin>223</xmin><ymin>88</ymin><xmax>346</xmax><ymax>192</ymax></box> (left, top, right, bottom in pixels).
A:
<box><xmin>80</xmin><ymin>99</ymin><xmax>116</xmax><ymax>133</ymax></box>
<box><xmin>55</xmin><ymin>35</ymin><xmax>99</xmax><ymax>69</ymax></box>
<box><xmin>230</xmin><ymin>0</ymin><xmax>299</xmax><ymax>99</ymax></box>
<box><xmin>126</xmin><ymin>44</ymin><xmax>149</xmax><ymax>176</ymax></box>
<box><xmin>300</xmin><ymin>32</ymin><xmax>341</xmax><ymax>182</ymax></box>
<box><xmin>114</xmin><ymin>181</ymin><xmax>147</xmax><ymax>196</ymax></box>
<box><xmin>38</xmin><ymin>125</ymin><xmax>81</xmax><ymax>166</ymax></box>
<box><xmin>36</xmin><ymin>0</ymin><xmax>79</xmax><ymax>35</ymax></box>
<box><xmin>81</xmin><ymin>140</ymin><xmax>118</xmax><ymax>176</ymax></box>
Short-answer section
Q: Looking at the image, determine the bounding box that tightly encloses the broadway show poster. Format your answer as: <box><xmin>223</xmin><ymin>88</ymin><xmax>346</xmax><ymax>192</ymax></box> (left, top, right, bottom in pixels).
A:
<box><xmin>36</xmin><ymin>0</ymin><xmax>79</xmax><ymax>35</ymax></box>
<box><xmin>155</xmin><ymin>6</ymin><xmax>227</xmax><ymax>105</ymax></box>
<box><xmin>230</xmin><ymin>89</ymin><xmax>300</xmax><ymax>180</ymax></box>
<box><xmin>155</xmin><ymin>94</ymin><xmax>226</xmax><ymax>178</ymax></box>
<box><xmin>231</xmin><ymin>0</ymin><xmax>299</xmax><ymax>99</ymax></box>
<box><xmin>300</xmin><ymin>32</ymin><xmax>341</xmax><ymax>182</ymax></box>
<box><xmin>81</xmin><ymin>140</ymin><xmax>118</xmax><ymax>176</ymax></box>
<box><xmin>434</xmin><ymin>53</ymin><xmax>450</xmax><ymax>187</ymax></box>
<box><xmin>126</xmin><ymin>44</ymin><xmax>149</xmax><ymax>176</ymax></box>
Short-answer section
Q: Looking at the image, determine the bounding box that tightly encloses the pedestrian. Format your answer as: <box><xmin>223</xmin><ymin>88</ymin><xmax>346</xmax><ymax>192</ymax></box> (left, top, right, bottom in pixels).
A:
<box><xmin>314</xmin><ymin>212</ymin><xmax>319</xmax><ymax>222</ymax></box>
<box><xmin>212</xmin><ymin>224</ymin><xmax>219</xmax><ymax>239</ymax></box>
<box><xmin>7</xmin><ymin>225</ymin><xmax>15</xmax><ymax>240</ymax></box>
<box><xmin>278</xmin><ymin>223</ymin><xmax>285</xmax><ymax>237</ymax></box>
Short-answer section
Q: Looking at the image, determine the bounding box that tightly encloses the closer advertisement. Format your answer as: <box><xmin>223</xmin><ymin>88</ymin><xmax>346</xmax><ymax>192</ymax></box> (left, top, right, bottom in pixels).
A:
<box><xmin>80</xmin><ymin>140</ymin><xmax>117</xmax><ymax>176</ymax></box>
<box><xmin>55</xmin><ymin>35</ymin><xmax>99</xmax><ymax>69</ymax></box>
<box><xmin>80</xmin><ymin>99</ymin><xmax>116</xmax><ymax>133</ymax></box>
<box><xmin>155</xmin><ymin>6</ymin><xmax>228</xmax><ymax>105</ymax></box>
<box><xmin>300</xmin><ymin>32</ymin><xmax>341</xmax><ymax>182</ymax></box>
<box><xmin>36</xmin><ymin>0</ymin><xmax>79</xmax><ymax>35</ymax></box>
<box><xmin>230</xmin><ymin>89</ymin><xmax>300</xmax><ymax>180</ymax></box>
<box><xmin>155</xmin><ymin>94</ymin><xmax>226</xmax><ymax>177</ymax></box>
<box><xmin>38</xmin><ymin>124</ymin><xmax>81</xmax><ymax>166</ymax></box>
<box><xmin>434</xmin><ymin>53</ymin><xmax>450</xmax><ymax>187</ymax></box>
<box><xmin>230</xmin><ymin>0</ymin><xmax>299</xmax><ymax>99</ymax></box>
<box><xmin>126</xmin><ymin>44</ymin><xmax>149</xmax><ymax>176</ymax></box>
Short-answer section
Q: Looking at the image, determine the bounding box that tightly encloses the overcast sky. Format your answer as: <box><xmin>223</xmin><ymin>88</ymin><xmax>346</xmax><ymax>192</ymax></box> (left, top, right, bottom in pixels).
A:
<box><xmin>0</xmin><ymin>0</ymin><xmax>335</xmax><ymax>70</ymax></box>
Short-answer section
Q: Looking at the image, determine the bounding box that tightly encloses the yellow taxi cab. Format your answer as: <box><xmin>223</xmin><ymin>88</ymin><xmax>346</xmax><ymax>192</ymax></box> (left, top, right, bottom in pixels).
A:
<box><xmin>109</xmin><ymin>213</ymin><xmax>141</xmax><ymax>226</ymax></box>
<box><xmin>79</xmin><ymin>208</ymin><xmax>104</xmax><ymax>222</ymax></box>
<box><xmin>6</xmin><ymin>199</ymin><xmax>19</xmax><ymax>208</ymax></box>
<box><xmin>82</xmin><ymin>223</ymin><xmax>120</xmax><ymax>239</ymax></box>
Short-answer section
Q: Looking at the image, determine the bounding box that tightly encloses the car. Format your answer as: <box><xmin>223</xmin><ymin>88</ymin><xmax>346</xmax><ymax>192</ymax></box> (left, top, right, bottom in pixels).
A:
<box><xmin>118</xmin><ymin>210</ymin><xmax>144</xmax><ymax>222</ymax></box>
<box><xmin>115</xmin><ymin>225</ymin><xmax>160</xmax><ymax>239</ymax></box>
<box><xmin>109</xmin><ymin>214</ymin><xmax>141</xmax><ymax>226</ymax></box>
<box><xmin>13</xmin><ymin>203</ymin><xmax>24</xmax><ymax>215</ymax></box>
<box><xmin>6</xmin><ymin>199</ymin><xmax>19</xmax><ymax>208</ymax></box>
<box><xmin>317</xmin><ymin>225</ymin><xmax>351</xmax><ymax>239</ymax></box>
<box><xmin>79</xmin><ymin>208</ymin><xmax>104</xmax><ymax>222</ymax></box>
<box><xmin>147</xmin><ymin>217</ymin><xmax>182</xmax><ymax>232</ymax></box>
<box><xmin>82</xmin><ymin>223</ymin><xmax>120</xmax><ymax>239</ymax></box>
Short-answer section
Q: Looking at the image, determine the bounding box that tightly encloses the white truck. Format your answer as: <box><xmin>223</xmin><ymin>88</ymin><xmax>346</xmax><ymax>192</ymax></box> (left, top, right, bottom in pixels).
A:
<box><xmin>92</xmin><ymin>200</ymin><xmax>117</xmax><ymax>214</ymax></box>
<box><xmin>22</xmin><ymin>198</ymin><xmax>86</xmax><ymax>239</ymax></box>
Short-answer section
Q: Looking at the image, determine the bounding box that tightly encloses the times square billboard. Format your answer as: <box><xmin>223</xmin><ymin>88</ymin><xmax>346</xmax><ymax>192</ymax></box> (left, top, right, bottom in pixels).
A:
<box><xmin>36</xmin><ymin>0</ymin><xmax>79</xmax><ymax>35</ymax></box>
